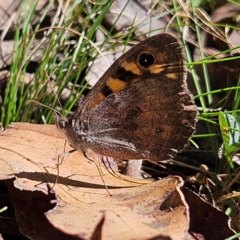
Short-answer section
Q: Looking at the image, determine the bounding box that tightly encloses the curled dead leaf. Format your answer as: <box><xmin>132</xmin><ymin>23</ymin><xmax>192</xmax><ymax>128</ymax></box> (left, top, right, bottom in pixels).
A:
<box><xmin>0</xmin><ymin>123</ymin><xmax>190</xmax><ymax>239</ymax></box>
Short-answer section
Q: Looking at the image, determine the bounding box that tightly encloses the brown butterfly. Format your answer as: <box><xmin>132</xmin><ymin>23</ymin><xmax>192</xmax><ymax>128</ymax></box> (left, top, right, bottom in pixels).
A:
<box><xmin>56</xmin><ymin>33</ymin><xmax>197</xmax><ymax>172</ymax></box>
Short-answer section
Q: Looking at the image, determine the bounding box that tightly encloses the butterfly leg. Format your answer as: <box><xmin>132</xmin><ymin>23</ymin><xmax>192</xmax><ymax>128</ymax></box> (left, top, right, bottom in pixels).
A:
<box><xmin>124</xmin><ymin>160</ymin><xmax>143</xmax><ymax>179</ymax></box>
<box><xmin>101</xmin><ymin>155</ymin><xmax>119</xmax><ymax>172</ymax></box>
<box><xmin>85</xmin><ymin>150</ymin><xmax>143</xmax><ymax>178</ymax></box>
<box><xmin>85</xmin><ymin>149</ymin><xmax>119</xmax><ymax>172</ymax></box>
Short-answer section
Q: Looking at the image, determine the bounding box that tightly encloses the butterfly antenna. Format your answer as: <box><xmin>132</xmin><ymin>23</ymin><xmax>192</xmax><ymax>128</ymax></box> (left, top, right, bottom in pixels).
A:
<box><xmin>27</xmin><ymin>100</ymin><xmax>63</xmax><ymax>117</ymax></box>
<box><xmin>27</xmin><ymin>70</ymin><xmax>64</xmax><ymax>118</ymax></box>
<box><xmin>28</xmin><ymin>70</ymin><xmax>67</xmax><ymax>188</ymax></box>
<box><xmin>43</xmin><ymin>69</ymin><xmax>64</xmax><ymax>112</ymax></box>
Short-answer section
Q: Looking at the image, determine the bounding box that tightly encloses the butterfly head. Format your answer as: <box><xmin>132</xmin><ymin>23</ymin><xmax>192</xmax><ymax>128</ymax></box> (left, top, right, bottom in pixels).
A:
<box><xmin>54</xmin><ymin>114</ymin><xmax>68</xmax><ymax>131</ymax></box>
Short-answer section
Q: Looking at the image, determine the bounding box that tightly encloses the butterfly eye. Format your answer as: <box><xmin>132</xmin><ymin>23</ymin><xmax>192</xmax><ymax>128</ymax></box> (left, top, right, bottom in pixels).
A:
<box><xmin>138</xmin><ymin>53</ymin><xmax>155</xmax><ymax>67</ymax></box>
<box><xmin>55</xmin><ymin>117</ymin><xmax>67</xmax><ymax>130</ymax></box>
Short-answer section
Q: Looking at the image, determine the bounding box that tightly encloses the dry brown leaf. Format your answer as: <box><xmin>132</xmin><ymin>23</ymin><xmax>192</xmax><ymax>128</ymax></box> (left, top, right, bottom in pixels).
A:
<box><xmin>0</xmin><ymin>123</ymin><xmax>191</xmax><ymax>240</ymax></box>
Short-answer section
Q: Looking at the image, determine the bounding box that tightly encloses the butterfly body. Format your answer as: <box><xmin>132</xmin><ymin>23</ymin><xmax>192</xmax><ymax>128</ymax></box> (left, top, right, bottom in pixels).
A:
<box><xmin>56</xmin><ymin>33</ymin><xmax>197</xmax><ymax>162</ymax></box>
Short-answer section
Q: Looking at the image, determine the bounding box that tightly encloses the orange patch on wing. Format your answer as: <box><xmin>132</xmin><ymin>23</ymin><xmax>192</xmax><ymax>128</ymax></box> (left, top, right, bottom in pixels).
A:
<box><xmin>132</xmin><ymin>77</ymin><xmax>141</xmax><ymax>83</ymax></box>
<box><xmin>106</xmin><ymin>77</ymin><xmax>127</xmax><ymax>92</ymax></box>
<box><xmin>181</xmin><ymin>119</ymin><xmax>188</xmax><ymax>125</ymax></box>
<box><xmin>122</xmin><ymin>61</ymin><xmax>141</xmax><ymax>75</ymax></box>
<box><xmin>165</xmin><ymin>73</ymin><xmax>178</xmax><ymax>80</ymax></box>
<box><xmin>148</xmin><ymin>64</ymin><xmax>165</xmax><ymax>74</ymax></box>
<box><xmin>89</xmin><ymin>93</ymin><xmax>105</xmax><ymax>109</ymax></box>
